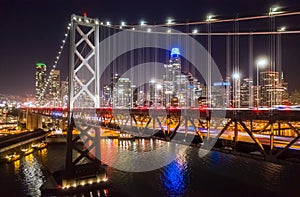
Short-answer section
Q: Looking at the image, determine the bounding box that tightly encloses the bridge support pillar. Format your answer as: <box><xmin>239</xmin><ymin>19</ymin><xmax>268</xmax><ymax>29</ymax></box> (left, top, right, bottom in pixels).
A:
<box><xmin>26</xmin><ymin>113</ymin><xmax>42</xmax><ymax>130</ymax></box>
<box><xmin>95</xmin><ymin>127</ymin><xmax>101</xmax><ymax>160</ymax></box>
<box><xmin>206</xmin><ymin>118</ymin><xmax>210</xmax><ymax>139</ymax></box>
<box><xmin>270</xmin><ymin>122</ymin><xmax>274</xmax><ymax>153</ymax></box>
<box><xmin>234</xmin><ymin>120</ymin><xmax>238</xmax><ymax>150</ymax></box>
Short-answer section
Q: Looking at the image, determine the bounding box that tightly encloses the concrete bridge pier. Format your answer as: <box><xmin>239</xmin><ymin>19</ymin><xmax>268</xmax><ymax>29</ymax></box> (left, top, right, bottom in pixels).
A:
<box><xmin>26</xmin><ymin>112</ymin><xmax>43</xmax><ymax>130</ymax></box>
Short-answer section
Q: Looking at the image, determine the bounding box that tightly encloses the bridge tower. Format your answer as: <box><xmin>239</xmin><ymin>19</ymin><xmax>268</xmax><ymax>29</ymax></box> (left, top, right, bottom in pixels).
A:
<box><xmin>64</xmin><ymin>14</ymin><xmax>105</xmax><ymax>187</ymax></box>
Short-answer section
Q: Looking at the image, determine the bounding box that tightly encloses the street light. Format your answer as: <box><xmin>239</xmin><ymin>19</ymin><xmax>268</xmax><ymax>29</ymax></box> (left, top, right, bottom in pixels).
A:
<box><xmin>206</xmin><ymin>14</ymin><xmax>215</xmax><ymax>22</ymax></box>
<box><xmin>121</xmin><ymin>21</ymin><xmax>126</xmax><ymax>26</ymax></box>
<box><xmin>192</xmin><ymin>29</ymin><xmax>198</xmax><ymax>34</ymax></box>
<box><xmin>140</xmin><ymin>20</ymin><xmax>146</xmax><ymax>26</ymax></box>
<box><xmin>206</xmin><ymin>13</ymin><xmax>215</xmax><ymax>108</ymax></box>
<box><xmin>166</xmin><ymin>18</ymin><xmax>174</xmax><ymax>25</ymax></box>
<box><xmin>277</xmin><ymin>26</ymin><xmax>285</xmax><ymax>84</ymax></box>
<box><xmin>278</xmin><ymin>26</ymin><xmax>286</xmax><ymax>32</ymax></box>
<box><xmin>269</xmin><ymin>5</ymin><xmax>282</xmax><ymax>16</ymax></box>
<box><xmin>232</xmin><ymin>73</ymin><xmax>240</xmax><ymax>80</ymax></box>
<box><xmin>256</xmin><ymin>57</ymin><xmax>268</xmax><ymax>107</ymax></box>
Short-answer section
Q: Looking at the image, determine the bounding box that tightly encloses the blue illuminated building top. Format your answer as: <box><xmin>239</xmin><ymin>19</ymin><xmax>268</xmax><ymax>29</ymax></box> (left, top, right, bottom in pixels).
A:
<box><xmin>170</xmin><ymin>48</ymin><xmax>180</xmax><ymax>57</ymax></box>
<box><xmin>213</xmin><ymin>82</ymin><xmax>230</xmax><ymax>86</ymax></box>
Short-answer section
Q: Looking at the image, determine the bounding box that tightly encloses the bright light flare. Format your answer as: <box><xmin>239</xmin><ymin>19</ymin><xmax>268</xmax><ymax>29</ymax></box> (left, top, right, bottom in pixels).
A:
<box><xmin>192</xmin><ymin>29</ymin><xmax>198</xmax><ymax>34</ymax></box>
<box><xmin>206</xmin><ymin>14</ymin><xmax>215</xmax><ymax>22</ymax></box>
<box><xmin>156</xmin><ymin>84</ymin><xmax>163</xmax><ymax>90</ymax></box>
<box><xmin>269</xmin><ymin>5</ymin><xmax>283</xmax><ymax>15</ymax></box>
<box><xmin>140</xmin><ymin>20</ymin><xmax>146</xmax><ymax>26</ymax></box>
<box><xmin>278</xmin><ymin>26</ymin><xmax>286</xmax><ymax>32</ymax></box>
<box><xmin>232</xmin><ymin>73</ymin><xmax>240</xmax><ymax>79</ymax></box>
<box><xmin>256</xmin><ymin>57</ymin><xmax>268</xmax><ymax>68</ymax></box>
<box><xmin>167</xmin><ymin>18</ymin><xmax>174</xmax><ymax>25</ymax></box>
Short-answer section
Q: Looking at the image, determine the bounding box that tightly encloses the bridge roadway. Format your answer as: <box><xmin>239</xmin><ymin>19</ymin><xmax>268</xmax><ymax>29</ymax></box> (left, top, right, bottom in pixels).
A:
<box><xmin>23</xmin><ymin>107</ymin><xmax>300</xmax><ymax>120</ymax></box>
<box><xmin>22</xmin><ymin>107</ymin><xmax>300</xmax><ymax>162</ymax></box>
<box><xmin>113</xmin><ymin>107</ymin><xmax>300</xmax><ymax>121</ymax></box>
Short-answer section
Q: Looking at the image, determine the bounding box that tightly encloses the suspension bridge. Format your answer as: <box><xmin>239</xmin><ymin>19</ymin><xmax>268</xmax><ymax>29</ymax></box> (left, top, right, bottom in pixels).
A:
<box><xmin>17</xmin><ymin>8</ymin><xmax>300</xmax><ymax>195</ymax></box>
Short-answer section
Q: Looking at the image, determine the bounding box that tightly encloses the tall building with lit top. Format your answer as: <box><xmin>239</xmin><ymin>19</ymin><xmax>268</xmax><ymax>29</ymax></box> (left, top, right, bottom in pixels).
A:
<box><xmin>164</xmin><ymin>48</ymin><xmax>182</xmax><ymax>106</ymax></box>
<box><xmin>170</xmin><ymin>48</ymin><xmax>181</xmax><ymax>73</ymax></box>
<box><xmin>163</xmin><ymin>48</ymin><xmax>199</xmax><ymax>107</ymax></box>
<box><xmin>35</xmin><ymin>62</ymin><xmax>47</xmax><ymax>105</ymax></box>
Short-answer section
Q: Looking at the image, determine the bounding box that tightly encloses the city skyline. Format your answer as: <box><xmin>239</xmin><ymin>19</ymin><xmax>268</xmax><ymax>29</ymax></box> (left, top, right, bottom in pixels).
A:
<box><xmin>1</xmin><ymin>0</ymin><xmax>300</xmax><ymax>96</ymax></box>
<box><xmin>1</xmin><ymin>2</ymin><xmax>300</xmax><ymax>195</ymax></box>
<box><xmin>34</xmin><ymin>46</ymin><xmax>288</xmax><ymax>108</ymax></box>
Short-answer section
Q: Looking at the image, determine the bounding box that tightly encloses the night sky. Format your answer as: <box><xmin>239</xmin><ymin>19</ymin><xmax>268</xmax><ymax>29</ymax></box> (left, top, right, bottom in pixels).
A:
<box><xmin>1</xmin><ymin>0</ymin><xmax>300</xmax><ymax>96</ymax></box>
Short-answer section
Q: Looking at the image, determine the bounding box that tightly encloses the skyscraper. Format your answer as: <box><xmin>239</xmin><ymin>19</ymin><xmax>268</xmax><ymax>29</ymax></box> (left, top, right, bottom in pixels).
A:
<box><xmin>211</xmin><ymin>81</ymin><xmax>230</xmax><ymax>108</ymax></box>
<box><xmin>49</xmin><ymin>69</ymin><xmax>60</xmax><ymax>105</ymax></box>
<box><xmin>163</xmin><ymin>48</ymin><xmax>183</xmax><ymax>106</ymax></box>
<box><xmin>35</xmin><ymin>62</ymin><xmax>47</xmax><ymax>105</ymax></box>
<box><xmin>102</xmin><ymin>85</ymin><xmax>111</xmax><ymax>107</ymax></box>
<box><xmin>260</xmin><ymin>71</ymin><xmax>284</xmax><ymax>106</ymax></box>
<box><xmin>149</xmin><ymin>79</ymin><xmax>163</xmax><ymax>107</ymax></box>
<box><xmin>112</xmin><ymin>77</ymin><xmax>132</xmax><ymax>107</ymax></box>
<box><xmin>240</xmin><ymin>78</ymin><xmax>252</xmax><ymax>108</ymax></box>
<box><xmin>163</xmin><ymin>48</ymin><xmax>199</xmax><ymax>107</ymax></box>
<box><xmin>231</xmin><ymin>74</ymin><xmax>241</xmax><ymax>108</ymax></box>
<box><xmin>281</xmin><ymin>72</ymin><xmax>289</xmax><ymax>104</ymax></box>
<box><xmin>60</xmin><ymin>80</ymin><xmax>68</xmax><ymax>107</ymax></box>
<box><xmin>164</xmin><ymin>48</ymin><xmax>181</xmax><ymax>92</ymax></box>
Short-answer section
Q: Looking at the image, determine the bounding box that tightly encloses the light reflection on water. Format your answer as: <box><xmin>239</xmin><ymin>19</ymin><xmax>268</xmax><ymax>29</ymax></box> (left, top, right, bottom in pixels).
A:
<box><xmin>160</xmin><ymin>146</ymin><xmax>190</xmax><ymax>196</ymax></box>
<box><xmin>14</xmin><ymin>153</ymin><xmax>45</xmax><ymax>197</ymax></box>
<box><xmin>1</xmin><ymin>139</ymin><xmax>300</xmax><ymax>196</ymax></box>
<box><xmin>103</xmin><ymin>139</ymin><xmax>300</xmax><ymax>196</ymax></box>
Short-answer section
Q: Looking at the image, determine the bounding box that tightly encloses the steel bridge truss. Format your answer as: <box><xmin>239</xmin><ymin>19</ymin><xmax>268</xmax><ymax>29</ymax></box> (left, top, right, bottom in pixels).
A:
<box><xmin>66</xmin><ymin>14</ymin><xmax>101</xmax><ymax>177</ymax></box>
<box><xmin>95</xmin><ymin>108</ymin><xmax>300</xmax><ymax>163</ymax></box>
<box><xmin>64</xmin><ymin>14</ymin><xmax>300</xmax><ymax>175</ymax></box>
